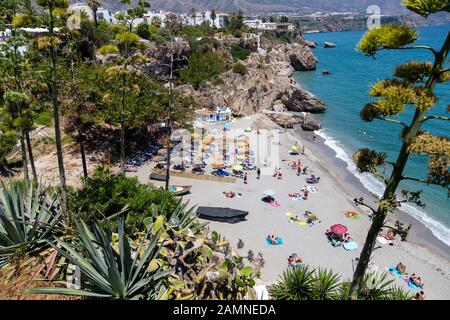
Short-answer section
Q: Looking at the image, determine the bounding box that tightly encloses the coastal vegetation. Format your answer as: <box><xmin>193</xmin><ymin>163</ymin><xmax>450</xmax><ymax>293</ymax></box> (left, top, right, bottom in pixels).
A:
<box><xmin>349</xmin><ymin>0</ymin><xmax>450</xmax><ymax>299</ymax></box>
<box><xmin>0</xmin><ymin>0</ymin><xmax>447</xmax><ymax>301</ymax></box>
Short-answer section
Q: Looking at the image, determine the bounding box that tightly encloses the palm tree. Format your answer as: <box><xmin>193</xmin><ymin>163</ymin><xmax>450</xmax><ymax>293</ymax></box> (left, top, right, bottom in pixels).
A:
<box><xmin>190</xmin><ymin>7</ymin><xmax>197</xmax><ymax>26</ymax></box>
<box><xmin>211</xmin><ymin>9</ymin><xmax>217</xmax><ymax>28</ymax></box>
<box><xmin>87</xmin><ymin>0</ymin><xmax>101</xmax><ymax>28</ymax></box>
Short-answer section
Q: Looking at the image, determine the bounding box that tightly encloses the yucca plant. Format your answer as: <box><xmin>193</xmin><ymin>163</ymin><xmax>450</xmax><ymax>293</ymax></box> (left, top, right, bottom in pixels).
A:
<box><xmin>269</xmin><ymin>266</ymin><xmax>316</xmax><ymax>300</ymax></box>
<box><xmin>29</xmin><ymin>215</ymin><xmax>173</xmax><ymax>299</ymax></box>
<box><xmin>0</xmin><ymin>180</ymin><xmax>64</xmax><ymax>267</ymax></box>
<box><xmin>271</xmin><ymin>266</ymin><xmax>413</xmax><ymax>300</ymax></box>
<box><xmin>311</xmin><ymin>267</ymin><xmax>341</xmax><ymax>300</ymax></box>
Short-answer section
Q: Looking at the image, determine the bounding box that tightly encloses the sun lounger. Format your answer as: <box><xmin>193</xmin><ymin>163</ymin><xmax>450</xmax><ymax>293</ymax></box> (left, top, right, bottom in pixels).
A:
<box><xmin>343</xmin><ymin>241</ymin><xmax>358</xmax><ymax>251</ymax></box>
<box><xmin>265</xmin><ymin>237</ymin><xmax>283</xmax><ymax>246</ymax></box>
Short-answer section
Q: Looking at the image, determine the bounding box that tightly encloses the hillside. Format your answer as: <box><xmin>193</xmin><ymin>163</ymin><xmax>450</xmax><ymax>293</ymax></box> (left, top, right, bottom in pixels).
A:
<box><xmin>101</xmin><ymin>0</ymin><xmax>411</xmax><ymax>14</ymax></box>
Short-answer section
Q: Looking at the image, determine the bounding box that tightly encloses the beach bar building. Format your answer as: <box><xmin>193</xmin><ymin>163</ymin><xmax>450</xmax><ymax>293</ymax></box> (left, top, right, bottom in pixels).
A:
<box><xmin>195</xmin><ymin>106</ymin><xmax>232</xmax><ymax>123</ymax></box>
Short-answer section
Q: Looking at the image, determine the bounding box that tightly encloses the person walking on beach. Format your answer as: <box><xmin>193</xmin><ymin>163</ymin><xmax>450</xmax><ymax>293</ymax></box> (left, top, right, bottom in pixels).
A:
<box><xmin>313</xmin><ymin>134</ymin><xmax>317</xmax><ymax>142</ymax></box>
<box><xmin>257</xmin><ymin>168</ymin><xmax>261</xmax><ymax>180</ymax></box>
<box><xmin>278</xmin><ymin>168</ymin><xmax>282</xmax><ymax>180</ymax></box>
<box><xmin>301</xmin><ymin>146</ymin><xmax>305</xmax><ymax>154</ymax></box>
<box><xmin>297</xmin><ymin>165</ymin><xmax>301</xmax><ymax>176</ymax></box>
<box><xmin>303</xmin><ymin>166</ymin><xmax>308</xmax><ymax>175</ymax></box>
<box><xmin>244</xmin><ymin>173</ymin><xmax>248</xmax><ymax>184</ymax></box>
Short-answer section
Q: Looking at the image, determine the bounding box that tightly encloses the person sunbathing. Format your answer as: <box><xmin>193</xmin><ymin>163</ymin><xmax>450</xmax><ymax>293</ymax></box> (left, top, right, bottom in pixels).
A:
<box><xmin>223</xmin><ymin>191</ymin><xmax>236</xmax><ymax>198</ymax></box>
<box><xmin>289</xmin><ymin>215</ymin><xmax>301</xmax><ymax>223</ymax></box>
<box><xmin>342</xmin><ymin>232</ymin><xmax>352</xmax><ymax>243</ymax></box>
<box><xmin>295</xmin><ymin>255</ymin><xmax>303</xmax><ymax>265</ymax></box>
<box><xmin>396</xmin><ymin>262</ymin><xmax>407</xmax><ymax>274</ymax></box>
<box><xmin>289</xmin><ymin>193</ymin><xmax>302</xmax><ymax>198</ymax></box>
<box><xmin>268</xmin><ymin>235</ymin><xmax>279</xmax><ymax>245</ymax></box>
<box><xmin>414</xmin><ymin>277</ymin><xmax>424</xmax><ymax>288</ymax></box>
<box><xmin>288</xmin><ymin>256</ymin><xmax>297</xmax><ymax>267</ymax></box>
<box><xmin>409</xmin><ymin>273</ymin><xmax>417</xmax><ymax>282</ymax></box>
<box><xmin>413</xmin><ymin>291</ymin><xmax>426</xmax><ymax>300</ymax></box>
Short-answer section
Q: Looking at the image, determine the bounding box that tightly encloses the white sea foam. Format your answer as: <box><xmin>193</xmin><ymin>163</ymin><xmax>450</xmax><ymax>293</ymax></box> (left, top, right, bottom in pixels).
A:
<box><xmin>316</xmin><ymin>129</ymin><xmax>450</xmax><ymax>247</ymax></box>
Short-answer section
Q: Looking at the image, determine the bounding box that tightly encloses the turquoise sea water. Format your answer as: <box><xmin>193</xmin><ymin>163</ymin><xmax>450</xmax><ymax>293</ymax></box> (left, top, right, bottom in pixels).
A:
<box><xmin>295</xmin><ymin>24</ymin><xmax>450</xmax><ymax>246</ymax></box>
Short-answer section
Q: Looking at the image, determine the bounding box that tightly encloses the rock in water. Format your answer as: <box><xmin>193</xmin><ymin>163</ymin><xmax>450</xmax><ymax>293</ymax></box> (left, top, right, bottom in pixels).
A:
<box><xmin>301</xmin><ymin>114</ymin><xmax>322</xmax><ymax>131</ymax></box>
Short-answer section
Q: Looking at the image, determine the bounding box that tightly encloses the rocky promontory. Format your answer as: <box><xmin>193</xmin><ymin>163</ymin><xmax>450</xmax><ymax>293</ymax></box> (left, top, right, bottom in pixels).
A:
<box><xmin>178</xmin><ymin>42</ymin><xmax>325</xmax><ymax>126</ymax></box>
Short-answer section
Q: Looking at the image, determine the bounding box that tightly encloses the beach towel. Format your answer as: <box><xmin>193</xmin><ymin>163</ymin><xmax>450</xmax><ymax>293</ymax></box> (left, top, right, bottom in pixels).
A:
<box><xmin>388</xmin><ymin>267</ymin><xmax>409</xmax><ymax>278</ymax></box>
<box><xmin>407</xmin><ymin>281</ymin><xmax>422</xmax><ymax>290</ymax></box>
<box><xmin>265</xmin><ymin>237</ymin><xmax>283</xmax><ymax>246</ymax></box>
<box><xmin>377</xmin><ymin>236</ymin><xmax>392</xmax><ymax>245</ymax></box>
<box><xmin>343</xmin><ymin>241</ymin><xmax>358</xmax><ymax>251</ymax></box>
<box><xmin>270</xmin><ymin>201</ymin><xmax>281</xmax><ymax>208</ymax></box>
<box><xmin>288</xmin><ymin>262</ymin><xmax>303</xmax><ymax>268</ymax></box>
<box><xmin>306</xmin><ymin>186</ymin><xmax>318</xmax><ymax>193</ymax></box>
<box><xmin>286</xmin><ymin>212</ymin><xmax>307</xmax><ymax>226</ymax></box>
<box><xmin>292</xmin><ymin>197</ymin><xmax>305</xmax><ymax>201</ymax></box>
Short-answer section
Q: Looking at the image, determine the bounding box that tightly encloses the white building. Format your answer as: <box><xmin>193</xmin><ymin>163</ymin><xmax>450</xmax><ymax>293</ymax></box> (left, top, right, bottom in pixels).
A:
<box><xmin>97</xmin><ymin>8</ymin><xmax>116</xmax><ymax>24</ymax></box>
<box><xmin>243</xmin><ymin>19</ymin><xmax>276</xmax><ymax>30</ymax></box>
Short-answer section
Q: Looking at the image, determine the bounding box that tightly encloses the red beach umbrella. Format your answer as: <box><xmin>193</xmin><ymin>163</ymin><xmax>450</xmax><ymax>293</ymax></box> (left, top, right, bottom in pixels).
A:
<box><xmin>330</xmin><ymin>224</ymin><xmax>348</xmax><ymax>235</ymax></box>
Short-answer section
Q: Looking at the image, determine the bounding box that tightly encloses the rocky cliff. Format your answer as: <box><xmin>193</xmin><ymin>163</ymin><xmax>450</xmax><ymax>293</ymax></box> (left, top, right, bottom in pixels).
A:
<box><xmin>178</xmin><ymin>43</ymin><xmax>325</xmax><ymax>120</ymax></box>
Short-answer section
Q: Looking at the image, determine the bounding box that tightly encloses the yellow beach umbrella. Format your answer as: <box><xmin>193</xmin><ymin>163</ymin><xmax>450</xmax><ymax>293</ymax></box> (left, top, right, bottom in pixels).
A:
<box><xmin>291</xmin><ymin>145</ymin><xmax>300</xmax><ymax>151</ymax></box>
<box><xmin>232</xmin><ymin>165</ymin><xmax>243</xmax><ymax>171</ymax></box>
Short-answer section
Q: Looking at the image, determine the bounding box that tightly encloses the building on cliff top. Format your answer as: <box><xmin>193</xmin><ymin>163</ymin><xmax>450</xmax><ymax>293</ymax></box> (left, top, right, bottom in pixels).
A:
<box><xmin>195</xmin><ymin>107</ymin><xmax>232</xmax><ymax>123</ymax></box>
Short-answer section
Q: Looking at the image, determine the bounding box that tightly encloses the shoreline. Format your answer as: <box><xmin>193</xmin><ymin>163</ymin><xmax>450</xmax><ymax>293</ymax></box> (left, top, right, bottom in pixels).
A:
<box><xmin>293</xmin><ymin>127</ymin><xmax>450</xmax><ymax>261</ymax></box>
<box><xmin>131</xmin><ymin>114</ymin><xmax>450</xmax><ymax>299</ymax></box>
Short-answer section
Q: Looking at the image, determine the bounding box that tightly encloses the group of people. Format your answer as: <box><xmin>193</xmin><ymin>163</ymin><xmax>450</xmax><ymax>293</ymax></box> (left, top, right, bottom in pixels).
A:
<box><xmin>288</xmin><ymin>253</ymin><xmax>303</xmax><ymax>267</ymax></box>
<box><xmin>267</xmin><ymin>234</ymin><xmax>281</xmax><ymax>245</ymax></box>
<box><xmin>273</xmin><ymin>167</ymin><xmax>283</xmax><ymax>180</ymax></box>
<box><xmin>395</xmin><ymin>262</ymin><xmax>425</xmax><ymax>289</ymax></box>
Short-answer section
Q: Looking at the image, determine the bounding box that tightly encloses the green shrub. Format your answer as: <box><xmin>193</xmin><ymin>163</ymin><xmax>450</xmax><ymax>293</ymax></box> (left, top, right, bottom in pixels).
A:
<box><xmin>180</xmin><ymin>52</ymin><xmax>229</xmax><ymax>89</ymax></box>
<box><xmin>230</xmin><ymin>45</ymin><xmax>251</xmax><ymax>61</ymax></box>
<box><xmin>68</xmin><ymin>167</ymin><xmax>179</xmax><ymax>232</ymax></box>
<box><xmin>34</xmin><ymin>110</ymin><xmax>53</xmax><ymax>127</ymax></box>
<box><xmin>233</xmin><ymin>62</ymin><xmax>247</xmax><ymax>75</ymax></box>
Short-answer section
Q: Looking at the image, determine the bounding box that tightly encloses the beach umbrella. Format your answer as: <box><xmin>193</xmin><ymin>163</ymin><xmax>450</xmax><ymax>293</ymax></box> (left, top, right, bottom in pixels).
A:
<box><xmin>237</xmin><ymin>141</ymin><xmax>248</xmax><ymax>147</ymax></box>
<box><xmin>232</xmin><ymin>165</ymin><xmax>243</xmax><ymax>171</ymax></box>
<box><xmin>213</xmin><ymin>154</ymin><xmax>224</xmax><ymax>160</ymax></box>
<box><xmin>263</xmin><ymin>189</ymin><xmax>276</xmax><ymax>197</ymax></box>
<box><xmin>330</xmin><ymin>224</ymin><xmax>348</xmax><ymax>235</ymax></box>
<box><xmin>236</xmin><ymin>155</ymin><xmax>247</xmax><ymax>161</ymax></box>
<box><xmin>291</xmin><ymin>145</ymin><xmax>300</xmax><ymax>151</ymax></box>
<box><xmin>152</xmin><ymin>155</ymin><xmax>166</xmax><ymax>163</ymax></box>
<box><xmin>211</xmin><ymin>160</ymin><xmax>225</xmax><ymax>167</ymax></box>
<box><xmin>238</xmin><ymin>147</ymin><xmax>249</xmax><ymax>153</ymax></box>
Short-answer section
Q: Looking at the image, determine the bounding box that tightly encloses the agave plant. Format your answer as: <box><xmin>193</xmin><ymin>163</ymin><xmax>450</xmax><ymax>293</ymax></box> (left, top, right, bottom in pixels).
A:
<box><xmin>0</xmin><ymin>180</ymin><xmax>64</xmax><ymax>267</ymax></box>
<box><xmin>143</xmin><ymin>199</ymin><xmax>205</xmax><ymax>234</ymax></box>
<box><xmin>29</xmin><ymin>215</ymin><xmax>173</xmax><ymax>299</ymax></box>
<box><xmin>269</xmin><ymin>266</ymin><xmax>316</xmax><ymax>300</ymax></box>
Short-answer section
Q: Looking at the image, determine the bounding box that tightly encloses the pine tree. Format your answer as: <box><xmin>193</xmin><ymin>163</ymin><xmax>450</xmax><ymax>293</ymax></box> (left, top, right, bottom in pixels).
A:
<box><xmin>348</xmin><ymin>0</ymin><xmax>450</xmax><ymax>299</ymax></box>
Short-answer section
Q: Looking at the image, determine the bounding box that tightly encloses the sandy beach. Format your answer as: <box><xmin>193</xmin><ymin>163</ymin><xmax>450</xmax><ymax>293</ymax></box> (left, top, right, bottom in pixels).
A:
<box><xmin>129</xmin><ymin>114</ymin><xmax>450</xmax><ymax>300</ymax></box>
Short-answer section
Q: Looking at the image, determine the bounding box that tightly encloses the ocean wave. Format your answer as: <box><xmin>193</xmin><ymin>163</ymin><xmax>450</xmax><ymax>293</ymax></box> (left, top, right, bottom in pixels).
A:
<box><xmin>316</xmin><ymin>129</ymin><xmax>450</xmax><ymax>247</ymax></box>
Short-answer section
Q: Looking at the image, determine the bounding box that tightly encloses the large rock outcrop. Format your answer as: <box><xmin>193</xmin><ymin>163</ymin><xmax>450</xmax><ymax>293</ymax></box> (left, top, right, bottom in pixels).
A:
<box><xmin>179</xmin><ymin>46</ymin><xmax>325</xmax><ymax>117</ymax></box>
